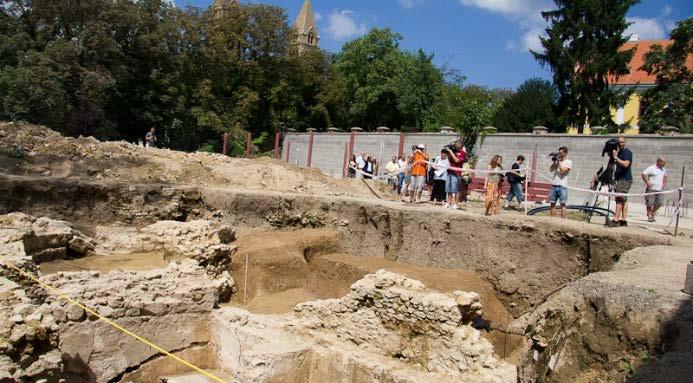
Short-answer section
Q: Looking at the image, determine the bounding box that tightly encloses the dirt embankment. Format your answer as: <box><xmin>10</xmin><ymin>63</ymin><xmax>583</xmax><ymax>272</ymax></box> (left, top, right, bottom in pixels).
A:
<box><xmin>514</xmin><ymin>245</ymin><xmax>693</xmax><ymax>383</ymax></box>
<box><xmin>0</xmin><ymin>122</ymin><xmax>382</xmax><ymax>198</ymax></box>
<box><xmin>0</xmin><ymin>175</ymin><xmax>673</xmax><ymax>317</ymax></box>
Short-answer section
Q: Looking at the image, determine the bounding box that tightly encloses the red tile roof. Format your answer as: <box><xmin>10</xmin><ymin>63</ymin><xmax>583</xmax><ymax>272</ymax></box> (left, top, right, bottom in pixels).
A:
<box><xmin>610</xmin><ymin>39</ymin><xmax>693</xmax><ymax>85</ymax></box>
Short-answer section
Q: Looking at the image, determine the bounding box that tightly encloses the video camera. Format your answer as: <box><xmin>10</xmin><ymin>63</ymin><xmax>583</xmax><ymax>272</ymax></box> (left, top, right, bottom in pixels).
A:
<box><xmin>549</xmin><ymin>152</ymin><xmax>560</xmax><ymax>163</ymax></box>
<box><xmin>443</xmin><ymin>142</ymin><xmax>457</xmax><ymax>152</ymax></box>
<box><xmin>602</xmin><ymin>138</ymin><xmax>619</xmax><ymax>158</ymax></box>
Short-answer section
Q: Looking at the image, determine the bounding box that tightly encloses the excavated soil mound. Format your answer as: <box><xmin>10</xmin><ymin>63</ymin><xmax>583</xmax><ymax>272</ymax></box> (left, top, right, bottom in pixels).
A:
<box><xmin>0</xmin><ymin>122</ymin><xmax>385</xmax><ymax>198</ymax></box>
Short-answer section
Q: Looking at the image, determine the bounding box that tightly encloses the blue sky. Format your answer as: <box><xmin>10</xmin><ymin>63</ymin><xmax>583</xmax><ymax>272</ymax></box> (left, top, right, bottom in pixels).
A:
<box><xmin>175</xmin><ymin>0</ymin><xmax>691</xmax><ymax>90</ymax></box>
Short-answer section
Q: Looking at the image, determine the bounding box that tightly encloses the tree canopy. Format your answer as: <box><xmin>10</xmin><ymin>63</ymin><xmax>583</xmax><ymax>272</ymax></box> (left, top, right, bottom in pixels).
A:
<box><xmin>492</xmin><ymin>78</ymin><xmax>560</xmax><ymax>133</ymax></box>
<box><xmin>533</xmin><ymin>0</ymin><xmax>638</xmax><ymax>133</ymax></box>
<box><xmin>331</xmin><ymin>28</ymin><xmax>443</xmax><ymax>130</ymax></box>
<box><xmin>0</xmin><ymin>0</ymin><xmax>331</xmax><ymax>152</ymax></box>
<box><xmin>8</xmin><ymin>0</ymin><xmax>678</xmax><ymax>154</ymax></box>
<box><xmin>639</xmin><ymin>18</ymin><xmax>693</xmax><ymax>133</ymax></box>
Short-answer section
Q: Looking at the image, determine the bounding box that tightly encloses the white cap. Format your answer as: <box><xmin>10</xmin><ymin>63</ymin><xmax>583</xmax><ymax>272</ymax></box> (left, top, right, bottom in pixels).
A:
<box><xmin>417</xmin><ymin>144</ymin><xmax>425</xmax><ymax>150</ymax></box>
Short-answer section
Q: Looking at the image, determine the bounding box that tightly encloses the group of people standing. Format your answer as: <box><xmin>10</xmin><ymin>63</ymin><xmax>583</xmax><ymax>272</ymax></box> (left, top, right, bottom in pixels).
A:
<box><xmin>346</xmin><ymin>135</ymin><xmax>671</xmax><ymax>225</ymax></box>
<box><xmin>546</xmin><ymin>136</ymin><xmax>668</xmax><ymax>225</ymax></box>
<box><xmin>347</xmin><ymin>153</ymin><xmax>380</xmax><ymax>179</ymax></box>
<box><xmin>381</xmin><ymin>141</ymin><xmax>470</xmax><ymax>208</ymax></box>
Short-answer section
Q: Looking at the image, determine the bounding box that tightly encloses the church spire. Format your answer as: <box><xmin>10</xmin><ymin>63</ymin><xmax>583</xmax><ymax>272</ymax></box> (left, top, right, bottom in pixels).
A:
<box><xmin>294</xmin><ymin>0</ymin><xmax>319</xmax><ymax>51</ymax></box>
<box><xmin>212</xmin><ymin>0</ymin><xmax>240</xmax><ymax>18</ymax></box>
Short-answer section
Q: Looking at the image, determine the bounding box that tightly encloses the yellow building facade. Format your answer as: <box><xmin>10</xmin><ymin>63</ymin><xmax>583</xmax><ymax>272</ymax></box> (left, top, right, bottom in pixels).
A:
<box><xmin>567</xmin><ymin>38</ymin><xmax>671</xmax><ymax>135</ymax></box>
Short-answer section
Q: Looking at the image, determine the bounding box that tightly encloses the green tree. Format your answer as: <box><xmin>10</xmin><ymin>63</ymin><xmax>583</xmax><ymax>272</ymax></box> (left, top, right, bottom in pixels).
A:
<box><xmin>0</xmin><ymin>0</ymin><xmax>337</xmax><ymax>152</ymax></box>
<box><xmin>533</xmin><ymin>0</ymin><xmax>638</xmax><ymax>133</ymax></box>
<box><xmin>492</xmin><ymin>78</ymin><xmax>560</xmax><ymax>132</ymax></box>
<box><xmin>332</xmin><ymin>28</ymin><xmax>444</xmax><ymax>130</ymax></box>
<box><xmin>333</xmin><ymin>28</ymin><xmax>406</xmax><ymax>129</ymax></box>
<box><xmin>639</xmin><ymin>18</ymin><xmax>693</xmax><ymax>133</ymax></box>
<box><xmin>425</xmin><ymin>81</ymin><xmax>510</xmax><ymax>148</ymax></box>
<box><xmin>394</xmin><ymin>49</ymin><xmax>443</xmax><ymax>130</ymax></box>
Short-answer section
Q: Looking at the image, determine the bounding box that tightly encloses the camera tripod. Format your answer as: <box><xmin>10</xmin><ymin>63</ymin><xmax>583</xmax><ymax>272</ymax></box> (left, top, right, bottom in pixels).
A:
<box><xmin>586</xmin><ymin>158</ymin><xmax>616</xmax><ymax>225</ymax></box>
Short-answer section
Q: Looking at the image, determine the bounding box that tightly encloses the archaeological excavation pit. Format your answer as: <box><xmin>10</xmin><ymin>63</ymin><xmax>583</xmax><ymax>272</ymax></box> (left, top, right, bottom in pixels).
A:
<box><xmin>2</xmin><ymin>124</ymin><xmax>692</xmax><ymax>383</ymax></box>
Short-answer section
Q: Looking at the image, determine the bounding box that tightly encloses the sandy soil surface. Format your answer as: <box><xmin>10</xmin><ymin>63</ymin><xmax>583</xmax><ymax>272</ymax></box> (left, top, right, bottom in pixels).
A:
<box><xmin>39</xmin><ymin>251</ymin><xmax>171</xmax><ymax>274</ymax></box>
<box><xmin>230</xmin><ymin>228</ymin><xmax>509</xmax><ymax>317</ymax></box>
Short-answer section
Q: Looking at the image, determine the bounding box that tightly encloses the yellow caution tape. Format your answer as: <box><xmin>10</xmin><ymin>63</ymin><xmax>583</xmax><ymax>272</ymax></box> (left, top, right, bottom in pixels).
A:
<box><xmin>2</xmin><ymin>261</ymin><xmax>229</xmax><ymax>383</ymax></box>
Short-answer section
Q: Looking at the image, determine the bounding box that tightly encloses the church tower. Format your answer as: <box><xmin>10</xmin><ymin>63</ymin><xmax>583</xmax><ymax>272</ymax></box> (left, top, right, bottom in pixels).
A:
<box><xmin>212</xmin><ymin>0</ymin><xmax>240</xmax><ymax>18</ymax></box>
<box><xmin>294</xmin><ymin>0</ymin><xmax>319</xmax><ymax>52</ymax></box>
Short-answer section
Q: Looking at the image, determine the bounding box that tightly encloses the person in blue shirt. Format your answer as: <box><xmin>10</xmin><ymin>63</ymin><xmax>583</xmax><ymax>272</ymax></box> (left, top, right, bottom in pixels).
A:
<box><xmin>610</xmin><ymin>136</ymin><xmax>633</xmax><ymax>227</ymax></box>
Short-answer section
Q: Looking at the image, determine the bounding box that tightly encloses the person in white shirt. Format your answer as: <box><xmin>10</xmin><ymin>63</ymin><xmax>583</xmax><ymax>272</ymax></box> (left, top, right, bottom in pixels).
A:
<box><xmin>396</xmin><ymin>155</ymin><xmax>407</xmax><ymax>194</ymax></box>
<box><xmin>641</xmin><ymin>158</ymin><xmax>668</xmax><ymax>222</ymax></box>
<box><xmin>549</xmin><ymin>146</ymin><xmax>572</xmax><ymax>219</ymax></box>
<box><xmin>355</xmin><ymin>153</ymin><xmax>366</xmax><ymax>179</ymax></box>
<box><xmin>385</xmin><ymin>156</ymin><xmax>400</xmax><ymax>190</ymax></box>
<box><xmin>430</xmin><ymin>149</ymin><xmax>450</xmax><ymax>205</ymax></box>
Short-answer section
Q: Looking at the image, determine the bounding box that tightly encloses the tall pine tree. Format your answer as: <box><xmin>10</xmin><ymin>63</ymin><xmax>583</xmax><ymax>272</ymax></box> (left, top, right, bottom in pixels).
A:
<box><xmin>533</xmin><ymin>0</ymin><xmax>637</xmax><ymax>133</ymax></box>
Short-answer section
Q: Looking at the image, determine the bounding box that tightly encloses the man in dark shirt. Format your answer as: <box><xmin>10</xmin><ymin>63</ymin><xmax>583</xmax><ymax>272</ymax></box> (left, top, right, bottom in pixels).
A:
<box><xmin>611</xmin><ymin>135</ymin><xmax>633</xmax><ymax>227</ymax></box>
<box><xmin>504</xmin><ymin>155</ymin><xmax>525</xmax><ymax>209</ymax></box>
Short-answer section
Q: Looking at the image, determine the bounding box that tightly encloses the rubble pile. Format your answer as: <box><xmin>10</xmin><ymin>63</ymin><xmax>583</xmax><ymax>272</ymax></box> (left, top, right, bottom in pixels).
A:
<box><xmin>0</xmin><ymin>213</ymin><xmax>94</xmax><ymax>266</ymax></box>
<box><xmin>0</xmin><ymin>213</ymin><xmax>239</xmax><ymax>381</ymax></box>
<box><xmin>294</xmin><ymin>270</ymin><xmax>502</xmax><ymax>376</ymax></box>
<box><xmin>0</xmin><ymin>277</ymin><xmax>63</xmax><ymax>383</ymax></box>
<box><xmin>42</xmin><ymin>260</ymin><xmax>223</xmax><ymax>321</ymax></box>
<box><xmin>141</xmin><ymin>220</ymin><xmax>236</xmax><ymax>277</ymax></box>
<box><xmin>214</xmin><ymin>271</ymin><xmax>516</xmax><ymax>383</ymax></box>
<box><xmin>1</xmin><ymin>259</ymin><xmax>229</xmax><ymax>381</ymax></box>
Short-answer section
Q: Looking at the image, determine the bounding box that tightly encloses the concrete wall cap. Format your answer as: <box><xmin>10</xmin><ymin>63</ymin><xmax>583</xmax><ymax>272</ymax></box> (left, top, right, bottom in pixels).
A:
<box><xmin>532</xmin><ymin>126</ymin><xmax>549</xmax><ymax>134</ymax></box>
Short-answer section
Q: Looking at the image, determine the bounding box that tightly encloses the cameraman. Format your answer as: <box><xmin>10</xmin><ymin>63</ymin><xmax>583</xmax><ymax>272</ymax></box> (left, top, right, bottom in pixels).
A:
<box><xmin>444</xmin><ymin>141</ymin><xmax>466</xmax><ymax>209</ymax></box>
<box><xmin>610</xmin><ymin>136</ymin><xmax>633</xmax><ymax>227</ymax></box>
<box><xmin>549</xmin><ymin>147</ymin><xmax>572</xmax><ymax>219</ymax></box>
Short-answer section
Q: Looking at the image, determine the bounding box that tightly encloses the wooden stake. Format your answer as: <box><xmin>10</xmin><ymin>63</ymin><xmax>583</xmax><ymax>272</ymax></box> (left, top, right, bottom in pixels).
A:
<box><xmin>243</xmin><ymin>254</ymin><xmax>249</xmax><ymax>307</ymax></box>
<box><xmin>675</xmin><ymin>166</ymin><xmax>685</xmax><ymax>237</ymax></box>
<box><xmin>222</xmin><ymin>133</ymin><xmax>229</xmax><ymax>155</ymax></box>
<box><xmin>525</xmin><ymin>172</ymin><xmax>529</xmax><ymax>216</ymax></box>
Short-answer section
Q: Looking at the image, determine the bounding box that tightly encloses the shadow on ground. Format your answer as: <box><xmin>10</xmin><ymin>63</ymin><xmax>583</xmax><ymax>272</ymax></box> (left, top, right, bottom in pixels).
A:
<box><xmin>628</xmin><ymin>292</ymin><xmax>693</xmax><ymax>383</ymax></box>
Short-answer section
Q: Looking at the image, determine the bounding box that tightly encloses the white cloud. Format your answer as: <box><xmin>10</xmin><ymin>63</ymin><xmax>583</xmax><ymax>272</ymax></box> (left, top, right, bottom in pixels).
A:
<box><xmin>398</xmin><ymin>0</ymin><xmax>428</xmax><ymax>9</ymax></box>
<box><xmin>459</xmin><ymin>0</ymin><xmax>547</xmax><ymax>17</ymax></box>
<box><xmin>398</xmin><ymin>0</ymin><xmax>415</xmax><ymax>9</ymax></box>
<box><xmin>325</xmin><ymin>9</ymin><xmax>368</xmax><ymax>40</ymax></box>
<box><xmin>522</xmin><ymin>27</ymin><xmax>544</xmax><ymax>52</ymax></box>
<box><xmin>626</xmin><ymin>17</ymin><xmax>667</xmax><ymax>40</ymax></box>
<box><xmin>314</xmin><ymin>12</ymin><xmax>323</xmax><ymax>22</ymax></box>
<box><xmin>661</xmin><ymin>4</ymin><xmax>672</xmax><ymax>17</ymax></box>
<box><xmin>460</xmin><ymin>0</ymin><xmax>551</xmax><ymax>53</ymax></box>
